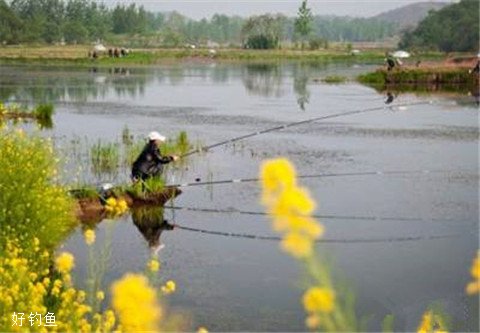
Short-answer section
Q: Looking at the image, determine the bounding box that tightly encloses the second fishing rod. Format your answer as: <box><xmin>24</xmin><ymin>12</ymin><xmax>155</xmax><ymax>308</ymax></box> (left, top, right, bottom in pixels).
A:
<box><xmin>179</xmin><ymin>100</ymin><xmax>433</xmax><ymax>158</ymax></box>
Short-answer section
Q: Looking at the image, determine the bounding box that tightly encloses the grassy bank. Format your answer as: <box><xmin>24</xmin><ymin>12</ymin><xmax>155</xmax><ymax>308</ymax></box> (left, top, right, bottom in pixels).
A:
<box><xmin>358</xmin><ymin>66</ymin><xmax>479</xmax><ymax>91</ymax></box>
<box><xmin>0</xmin><ymin>45</ymin><xmax>398</xmax><ymax>65</ymax></box>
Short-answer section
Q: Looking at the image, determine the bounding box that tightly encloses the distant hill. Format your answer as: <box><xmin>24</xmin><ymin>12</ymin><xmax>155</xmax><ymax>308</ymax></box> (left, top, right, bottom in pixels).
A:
<box><xmin>374</xmin><ymin>1</ymin><xmax>450</xmax><ymax>31</ymax></box>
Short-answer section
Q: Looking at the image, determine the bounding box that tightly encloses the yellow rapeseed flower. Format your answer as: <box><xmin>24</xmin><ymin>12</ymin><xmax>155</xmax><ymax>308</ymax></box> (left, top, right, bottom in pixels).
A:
<box><xmin>286</xmin><ymin>215</ymin><xmax>324</xmax><ymax>238</ymax></box>
<box><xmin>417</xmin><ymin>311</ymin><xmax>432</xmax><ymax>333</ymax></box>
<box><xmin>303</xmin><ymin>287</ymin><xmax>335</xmax><ymax>313</ymax></box>
<box><xmin>417</xmin><ymin>310</ymin><xmax>448</xmax><ymax>333</ymax></box>
<box><xmin>272</xmin><ymin>186</ymin><xmax>316</xmax><ymax>217</ymax></box>
<box><xmin>96</xmin><ymin>290</ymin><xmax>105</xmax><ymax>301</ymax></box>
<box><xmin>147</xmin><ymin>259</ymin><xmax>160</xmax><ymax>272</ymax></box>
<box><xmin>197</xmin><ymin>327</ymin><xmax>209</xmax><ymax>333</ymax></box>
<box><xmin>112</xmin><ymin>273</ymin><xmax>162</xmax><ymax>332</ymax></box>
<box><xmin>83</xmin><ymin>229</ymin><xmax>96</xmax><ymax>245</ymax></box>
<box><xmin>117</xmin><ymin>199</ymin><xmax>128</xmax><ymax>213</ymax></box>
<box><xmin>161</xmin><ymin>280</ymin><xmax>176</xmax><ymax>294</ymax></box>
<box><xmin>55</xmin><ymin>252</ymin><xmax>75</xmax><ymax>274</ymax></box>
<box><xmin>466</xmin><ymin>251</ymin><xmax>480</xmax><ymax>295</ymax></box>
<box><xmin>281</xmin><ymin>232</ymin><xmax>313</xmax><ymax>258</ymax></box>
<box><xmin>105</xmin><ymin>197</ymin><xmax>117</xmax><ymax>208</ymax></box>
<box><xmin>260</xmin><ymin>158</ymin><xmax>297</xmax><ymax>204</ymax></box>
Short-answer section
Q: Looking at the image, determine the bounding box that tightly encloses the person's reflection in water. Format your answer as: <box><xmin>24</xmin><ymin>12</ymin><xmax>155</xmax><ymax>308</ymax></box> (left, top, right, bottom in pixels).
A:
<box><xmin>131</xmin><ymin>207</ymin><xmax>175</xmax><ymax>255</ymax></box>
<box><xmin>385</xmin><ymin>91</ymin><xmax>395</xmax><ymax>104</ymax></box>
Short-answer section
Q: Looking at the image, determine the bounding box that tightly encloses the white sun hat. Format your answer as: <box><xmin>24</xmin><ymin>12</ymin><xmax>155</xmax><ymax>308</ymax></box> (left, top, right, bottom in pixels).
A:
<box><xmin>147</xmin><ymin>131</ymin><xmax>166</xmax><ymax>142</ymax></box>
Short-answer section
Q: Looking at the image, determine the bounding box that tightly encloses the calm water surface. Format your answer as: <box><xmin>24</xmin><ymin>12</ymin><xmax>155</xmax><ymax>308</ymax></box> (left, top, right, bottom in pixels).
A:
<box><xmin>1</xmin><ymin>62</ymin><xmax>478</xmax><ymax>331</ymax></box>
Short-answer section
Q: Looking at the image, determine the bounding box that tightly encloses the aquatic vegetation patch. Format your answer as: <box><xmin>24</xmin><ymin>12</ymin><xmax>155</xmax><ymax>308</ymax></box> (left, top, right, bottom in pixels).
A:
<box><xmin>90</xmin><ymin>141</ymin><xmax>120</xmax><ymax>174</ymax></box>
<box><xmin>358</xmin><ymin>68</ymin><xmax>479</xmax><ymax>86</ymax></box>
<box><xmin>322</xmin><ymin>75</ymin><xmax>347</xmax><ymax>84</ymax></box>
<box><xmin>0</xmin><ymin>102</ymin><xmax>55</xmax><ymax>129</ymax></box>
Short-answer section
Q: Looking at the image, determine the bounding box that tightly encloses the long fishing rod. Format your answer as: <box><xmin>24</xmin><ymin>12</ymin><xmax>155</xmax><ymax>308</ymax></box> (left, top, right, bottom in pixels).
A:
<box><xmin>164</xmin><ymin>205</ymin><xmax>473</xmax><ymax>225</ymax></box>
<box><xmin>172</xmin><ymin>224</ymin><xmax>471</xmax><ymax>244</ymax></box>
<box><xmin>166</xmin><ymin>168</ymin><xmax>467</xmax><ymax>189</ymax></box>
<box><xmin>180</xmin><ymin>100</ymin><xmax>433</xmax><ymax>158</ymax></box>
<box><xmin>67</xmin><ymin>167</ymin><xmax>474</xmax><ymax>196</ymax></box>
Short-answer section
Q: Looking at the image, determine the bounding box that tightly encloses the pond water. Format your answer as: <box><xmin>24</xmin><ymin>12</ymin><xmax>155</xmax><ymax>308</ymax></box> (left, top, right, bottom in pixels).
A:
<box><xmin>1</xmin><ymin>62</ymin><xmax>478</xmax><ymax>331</ymax></box>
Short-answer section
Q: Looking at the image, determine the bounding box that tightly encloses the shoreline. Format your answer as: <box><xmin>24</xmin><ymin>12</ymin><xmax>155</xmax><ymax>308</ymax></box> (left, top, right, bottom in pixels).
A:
<box><xmin>0</xmin><ymin>45</ymin><xmax>450</xmax><ymax>67</ymax></box>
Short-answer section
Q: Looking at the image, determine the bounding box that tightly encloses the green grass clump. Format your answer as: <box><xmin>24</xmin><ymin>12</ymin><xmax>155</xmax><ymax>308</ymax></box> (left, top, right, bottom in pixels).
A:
<box><xmin>90</xmin><ymin>141</ymin><xmax>120</xmax><ymax>174</ymax></box>
<box><xmin>322</xmin><ymin>75</ymin><xmax>348</xmax><ymax>84</ymax></box>
<box><xmin>34</xmin><ymin>103</ymin><xmax>54</xmax><ymax>128</ymax></box>
<box><xmin>161</xmin><ymin>131</ymin><xmax>191</xmax><ymax>156</ymax></box>
<box><xmin>0</xmin><ymin>129</ymin><xmax>76</xmax><ymax>254</ymax></box>
<box><xmin>357</xmin><ymin>70</ymin><xmax>387</xmax><ymax>84</ymax></box>
<box><xmin>126</xmin><ymin>177</ymin><xmax>165</xmax><ymax>197</ymax></box>
<box><xmin>124</xmin><ymin>140</ymin><xmax>145</xmax><ymax>167</ymax></box>
<box><xmin>69</xmin><ymin>186</ymin><xmax>99</xmax><ymax>199</ymax></box>
<box><xmin>34</xmin><ymin>103</ymin><xmax>54</xmax><ymax>120</ymax></box>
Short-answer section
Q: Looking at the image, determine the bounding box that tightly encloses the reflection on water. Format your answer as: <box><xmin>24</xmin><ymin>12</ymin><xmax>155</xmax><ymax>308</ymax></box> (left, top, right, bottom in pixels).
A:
<box><xmin>131</xmin><ymin>207</ymin><xmax>174</xmax><ymax>254</ymax></box>
<box><xmin>293</xmin><ymin>63</ymin><xmax>311</xmax><ymax>110</ymax></box>
<box><xmin>0</xmin><ymin>62</ymin><xmax>360</xmax><ymax>111</ymax></box>
<box><xmin>384</xmin><ymin>91</ymin><xmax>396</xmax><ymax>104</ymax></box>
<box><xmin>242</xmin><ymin>63</ymin><xmax>283</xmax><ymax>97</ymax></box>
<box><xmin>1</xmin><ymin>63</ymin><xmax>477</xmax><ymax>111</ymax></box>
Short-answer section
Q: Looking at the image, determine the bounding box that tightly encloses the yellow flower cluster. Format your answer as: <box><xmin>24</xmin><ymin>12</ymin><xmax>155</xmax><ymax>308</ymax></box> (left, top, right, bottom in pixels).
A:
<box><xmin>55</xmin><ymin>252</ymin><xmax>75</xmax><ymax>274</ymax></box>
<box><xmin>466</xmin><ymin>251</ymin><xmax>480</xmax><ymax>295</ymax></box>
<box><xmin>0</xmin><ymin>240</ymin><xmax>117</xmax><ymax>333</ymax></box>
<box><xmin>197</xmin><ymin>327</ymin><xmax>209</xmax><ymax>333</ymax></box>
<box><xmin>105</xmin><ymin>197</ymin><xmax>129</xmax><ymax>217</ymax></box>
<box><xmin>260</xmin><ymin>158</ymin><xmax>323</xmax><ymax>258</ymax></box>
<box><xmin>83</xmin><ymin>229</ymin><xmax>96</xmax><ymax>246</ymax></box>
<box><xmin>112</xmin><ymin>273</ymin><xmax>162</xmax><ymax>332</ymax></box>
<box><xmin>161</xmin><ymin>280</ymin><xmax>176</xmax><ymax>295</ymax></box>
<box><xmin>0</xmin><ymin>129</ymin><xmax>76</xmax><ymax>252</ymax></box>
<box><xmin>303</xmin><ymin>287</ymin><xmax>335</xmax><ymax>313</ymax></box>
<box><xmin>147</xmin><ymin>259</ymin><xmax>160</xmax><ymax>272</ymax></box>
<box><xmin>259</xmin><ymin>158</ymin><xmax>354</xmax><ymax>331</ymax></box>
<box><xmin>417</xmin><ymin>310</ymin><xmax>448</xmax><ymax>333</ymax></box>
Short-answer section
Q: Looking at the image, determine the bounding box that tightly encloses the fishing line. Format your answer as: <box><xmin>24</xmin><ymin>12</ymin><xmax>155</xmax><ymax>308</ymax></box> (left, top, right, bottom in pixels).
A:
<box><xmin>164</xmin><ymin>205</ymin><xmax>474</xmax><ymax>225</ymax></box>
<box><xmin>180</xmin><ymin>100</ymin><xmax>433</xmax><ymax>158</ymax></box>
<box><xmin>67</xmin><ymin>167</ymin><xmax>475</xmax><ymax>199</ymax></box>
<box><xmin>172</xmin><ymin>224</ymin><xmax>472</xmax><ymax>244</ymax></box>
<box><xmin>166</xmin><ymin>168</ymin><xmax>469</xmax><ymax>189</ymax></box>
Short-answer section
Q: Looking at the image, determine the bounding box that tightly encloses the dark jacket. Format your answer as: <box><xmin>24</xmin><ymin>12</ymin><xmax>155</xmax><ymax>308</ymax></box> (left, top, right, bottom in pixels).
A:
<box><xmin>132</xmin><ymin>141</ymin><xmax>173</xmax><ymax>179</ymax></box>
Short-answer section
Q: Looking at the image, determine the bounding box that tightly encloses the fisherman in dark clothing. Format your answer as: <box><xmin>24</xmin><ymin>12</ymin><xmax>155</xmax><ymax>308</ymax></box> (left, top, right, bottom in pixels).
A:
<box><xmin>131</xmin><ymin>131</ymin><xmax>179</xmax><ymax>182</ymax></box>
<box><xmin>386</xmin><ymin>56</ymin><xmax>396</xmax><ymax>71</ymax></box>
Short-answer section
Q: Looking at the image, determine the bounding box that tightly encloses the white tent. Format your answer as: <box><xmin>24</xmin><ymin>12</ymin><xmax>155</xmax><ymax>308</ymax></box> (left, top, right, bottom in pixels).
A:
<box><xmin>392</xmin><ymin>50</ymin><xmax>411</xmax><ymax>58</ymax></box>
<box><xmin>93</xmin><ymin>44</ymin><xmax>107</xmax><ymax>52</ymax></box>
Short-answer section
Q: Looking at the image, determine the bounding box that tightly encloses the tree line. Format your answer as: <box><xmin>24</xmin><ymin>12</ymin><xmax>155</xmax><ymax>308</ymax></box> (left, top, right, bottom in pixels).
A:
<box><xmin>399</xmin><ymin>0</ymin><xmax>479</xmax><ymax>52</ymax></box>
<box><xmin>1</xmin><ymin>0</ymin><xmax>476</xmax><ymax>52</ymax></box>
<box><xmin>0</xmin><ymin>0</ymin><xmax>396</xmax><ymax>47</ymax></box>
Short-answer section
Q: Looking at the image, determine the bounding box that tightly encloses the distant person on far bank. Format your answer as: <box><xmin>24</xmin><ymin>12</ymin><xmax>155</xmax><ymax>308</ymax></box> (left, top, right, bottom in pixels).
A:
<box><xmin>470</xmin><ymin>60</ymin><xmax>479</xmax><ymax>74</ymax></box>
<box><xmin>385</xmin><ymin>53</ymin><xmax>399</xmax><ymax>71</ymax></box>
<box><xmin>131</xmin><ymin>132</ymin><xmax>179</xmax><ymax>182</ymax></box>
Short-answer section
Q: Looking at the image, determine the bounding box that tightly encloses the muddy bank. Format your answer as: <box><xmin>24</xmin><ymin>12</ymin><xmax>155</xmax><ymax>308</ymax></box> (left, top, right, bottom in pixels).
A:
<box><xmin>76</xmin><ymin>187</ymin><xmax>181</xmax><ymax>224</ymax></box>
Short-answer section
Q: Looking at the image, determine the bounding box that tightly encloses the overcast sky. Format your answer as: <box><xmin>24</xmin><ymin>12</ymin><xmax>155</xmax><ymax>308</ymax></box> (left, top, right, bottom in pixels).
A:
<box><xmin>100</xmin><ymin>0</ymin><xmax>453</xmax><ymax>19</ymax></box>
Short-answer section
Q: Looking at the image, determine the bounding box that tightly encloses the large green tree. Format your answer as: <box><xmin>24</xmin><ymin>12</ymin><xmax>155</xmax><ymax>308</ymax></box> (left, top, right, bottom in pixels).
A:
<box><xmin>241</xmin><ymin>14</ymin><xmax>285</xmax><ymax>49</ymax></box>
<box><xmin>0</xmin><ymin>0</ymin><xmax>23</xmax><ymax>43</ymax></box>
<box><xmin>294</xmin><ymin>0</ymin><xmax>313</xmax><ymax>49</ymax></box>
<box><xmin>399</xmin><ymin>0</ymin><xmax>479</xmax><ymax>52</ymax></box>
